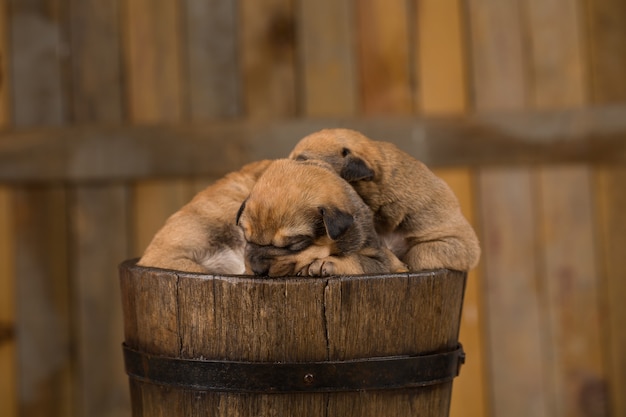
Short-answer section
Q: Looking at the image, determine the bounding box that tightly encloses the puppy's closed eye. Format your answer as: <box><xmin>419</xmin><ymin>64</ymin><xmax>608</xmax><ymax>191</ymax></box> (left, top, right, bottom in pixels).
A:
<box><xmin>286</xmin><ymin>236</ymin><xmax>313</xmax><ymax>252</ymax></box>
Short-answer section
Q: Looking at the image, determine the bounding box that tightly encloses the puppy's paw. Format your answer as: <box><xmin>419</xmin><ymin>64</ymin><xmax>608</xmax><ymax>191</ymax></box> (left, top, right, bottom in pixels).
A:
<box><xmin>300</xmin><ymin>256</ymin><xmax>366</xmax><ymax>276</ymax></box>
<box><xmin>300</xmin><ymin>258</ymin><xmax>336</xmax><ymax>277</ymax></box>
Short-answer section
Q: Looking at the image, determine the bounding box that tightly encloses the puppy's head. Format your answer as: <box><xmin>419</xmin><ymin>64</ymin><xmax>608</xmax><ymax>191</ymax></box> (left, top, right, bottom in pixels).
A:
<box><xmin>236</xmin><ymin>159</ymin><xmax>367</xmax><ymax>276</ymax></box>
<box><xmin>289</xmin><ymin>129</ymin><xmax>380</xmax><ymax>183</ymax></box>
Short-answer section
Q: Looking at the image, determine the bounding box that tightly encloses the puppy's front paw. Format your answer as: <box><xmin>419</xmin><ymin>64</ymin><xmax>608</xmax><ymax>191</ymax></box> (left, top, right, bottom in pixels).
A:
<box><xmin>302</xmin><ymin>258</ymin><xmax>335</xmax><ymax>277</ymax></box>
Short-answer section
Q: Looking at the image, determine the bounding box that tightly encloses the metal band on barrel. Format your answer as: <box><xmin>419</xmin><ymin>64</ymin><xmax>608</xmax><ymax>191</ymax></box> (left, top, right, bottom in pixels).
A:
<box><xmin>123</xmin><ymin>343</ymin><xmax>465</xmax><ymax>393</ymax></box>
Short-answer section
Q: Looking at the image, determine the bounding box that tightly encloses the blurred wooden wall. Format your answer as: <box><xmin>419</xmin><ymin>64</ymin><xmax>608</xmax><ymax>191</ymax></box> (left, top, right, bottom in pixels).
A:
<box><xmin>0</xmin><ymin>0</ymin><xmax>625</xmax><ymax>416</ymax></box>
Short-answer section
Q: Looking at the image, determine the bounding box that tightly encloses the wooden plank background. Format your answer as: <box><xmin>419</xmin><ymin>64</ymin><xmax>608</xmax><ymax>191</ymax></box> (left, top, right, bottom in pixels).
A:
<box><xmin>0</xmin><ymin>1</ymin><xmax>624</xmax><ymax>417</ymax></box>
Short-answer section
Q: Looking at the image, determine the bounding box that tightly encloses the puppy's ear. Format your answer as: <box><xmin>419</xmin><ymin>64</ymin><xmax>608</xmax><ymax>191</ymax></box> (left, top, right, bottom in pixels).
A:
<box><xmin>340</xmin><ymin>153</ymin><xmax>375</xmax><ymax>182</ymax></box>
<box><xmin>235</xmin><ymin>199</ymin><xmax>247</xmax><ymax>225</ymax></box>
<box><xmin>320</xmin><ymin>207</ymin><xmax>354</xmax><ymax>240</ymax></box>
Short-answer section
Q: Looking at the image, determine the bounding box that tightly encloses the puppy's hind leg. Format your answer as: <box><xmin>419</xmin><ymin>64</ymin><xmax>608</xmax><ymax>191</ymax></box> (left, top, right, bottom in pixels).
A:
<box><xmin>401</xmin><ymin>237</ymin><xmax>479</xmax><ymax>272</ymax></box>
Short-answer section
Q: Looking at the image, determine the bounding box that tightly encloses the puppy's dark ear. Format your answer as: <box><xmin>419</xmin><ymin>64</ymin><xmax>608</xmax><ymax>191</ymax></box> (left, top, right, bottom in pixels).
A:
<box><xmin>235</xmin><ymin>199</ymin><xmax>247</xmax><ymax>225</ymax></box>
<box><xmin>340</xmin><ymin>155</ymin><xmax>375</xmax><ymax>182</ymax></box>
<box><xmin>320</xmin><ymin>207</ymin><xmax>354</xmax><ymax>240</ymax></box>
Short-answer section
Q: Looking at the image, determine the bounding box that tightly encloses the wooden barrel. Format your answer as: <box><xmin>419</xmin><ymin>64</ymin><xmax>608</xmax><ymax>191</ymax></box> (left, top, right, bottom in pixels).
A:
<box><xmin>119</xmin><ymin>259</ymin><xmax>466</xmax><ymax>417</ymax></box>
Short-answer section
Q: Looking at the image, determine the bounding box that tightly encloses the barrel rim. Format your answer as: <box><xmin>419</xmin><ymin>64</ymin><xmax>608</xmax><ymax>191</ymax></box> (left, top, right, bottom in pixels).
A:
<box><xmin>120</xmin><ymin>258</ymin><xmax>465</xmax><ymax>284</ymax></box>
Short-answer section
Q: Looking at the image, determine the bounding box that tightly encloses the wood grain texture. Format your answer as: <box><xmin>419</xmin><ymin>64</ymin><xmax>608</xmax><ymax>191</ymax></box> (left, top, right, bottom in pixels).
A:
<box><xmin>69</xmin><ymin>0</ymin><xmax>123</xmax><ymax>124</ymax></box>
<box><xmin>587</xmin><ymin>1</ymin><xmax>626</xmax><ymax>415</ymax></box>
<box><xmin>527</xmin><ymin>2</ymin><xmax>607</xmax><ymax>416</ymax></box>
<box><xmin>356</xmin><ymin>0</ymin><xmax>412</xmax><ymax>115</ymax></box>
<box><xmin>414</xmin><ymin>0</ymin><xmax>467</xmax><ymax>114</ymax></box>
<box><xmin>0</xmin><ymin>3</ymin><xmax>16</xmax><ymax>416</ymax></box>
<box><xmin>70</xmin><ymin>186</ymin><xmax>131</xmax><ymax>417</ymax></box>
<box><xmin>466</xmin><ymin>0</ymin><xmax>527</xmax><ymax>111</ymax></box>
<box><xmin>124</xmin><ymin>0</ymin><xmax>183</xmax><ymax>123</ymax></box>
<box><xmin>416</xmin><ymin>2</ymin><xmax>486</xmax><ymax>415</ymax></box>
<box><xmin>595</xmin><ymin>166</ymin><xmax>626</xmax><ymax>417</ymax></box>
<box><xmin>240</xmin><ymin>0</ymin><xmax>297</xmax><ymax>119</ymax></box>
<box><xmin>9</xmin><ymin>1</ymin><xmax>74</xmax><ymax>416</ymax></box>
<box><xmin>586</xmin><ymin>0</ymin><xmax>626</xmax><ymax>103</ymax></box>
<box><xmin>537</xmin><ymin>166</ymin><xmax>607</xmax><ymax>417</ymax></box>
<box><xmin>299</xmin><ymin>0</ymin><xmax>356</xmax><ymax>117</ymax></box>
<box><xmin>0</xmin><ymin>0</ymin><xmax>8</xmax><ymax>126</ymax></box>
<box><xmin>68</xmin><ymin>2</ymin><xmax>131</xmax><ymax>416</ymax></box>
<box><xmin>526</xmin><ymin>0</ymin><xmax>587</xmax><ymax>108</ymax></box>
<box><xmin>469</xmin><ymin>2</ymin><xmax>550</xmax><ymax>415</ymax></box>
<box><xmin>120</xmin><ymin>262</ymin><xmax>465</xmax><ymax>416</ymax></box>
<box><xmin>124</xmin><ymin>0</ymin><xmax>189</xmax><ymax>259</ymax></box>
<box><xmin>0</xmin><ymin>187</ymin><xmax>16</xmax><ymax>417</ymax></box>
<box><xmin>477</xmin><ymin>169</ymin><xmax>549</xmax><ymax>417</ymax></box>
<box><xmin>14</xmin><ymin>186</ymin><xmax>73</xmax><ymax>417</ymax></box>
<box><xmin>9</xmin><ymin>0</ymin><xmax>67</xmax><ymax>126</ymax></box>
<box><xmin>183</xmin><ymin>0</ymin><xmax>240</xmax><ymax>120</ymax></box>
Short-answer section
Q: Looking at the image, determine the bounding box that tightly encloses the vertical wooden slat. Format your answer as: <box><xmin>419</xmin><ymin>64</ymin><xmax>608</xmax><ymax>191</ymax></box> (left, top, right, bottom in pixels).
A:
<box><xmin>466</xmin><ymin>0</ymin><xmax>527</xmax><ymax>111</ymax></box>
<box><xmin>124</xmin><ymin>0</ymin><xmax>189</xmax><ymax>257</ymax></box>
<box><xmin>124</xmin><ymin>0</ymin><xmax>183</xmax><ymax>124</ymax></box>
<box><xmin>0</xmin><ymin>0</ymin><xmax>8</xmax><ymax>124</ymax></box>
<box><xmin>70</xmin><ymin>186</ymin><xmax>130</xmax><ymax>417</ymax></box>
<box><xmin>183</xmin><ymin>0</ymin><xmax>240</xmax><ymax>120</ymax></box>
<box><xmin>183</xmin><ymin>0</ymin><xmax>242</xmax><ymax>191</ymax></box>
<box><xmin>414</xmin><ymin>0</ymin><xmax>467</xmax><ymax>115</ymax></box>
<box><xmin>415</xmin><ymin>2</ymin><xmax>487</xmax><ymax>416</ymax></box>
<box><xmin>526</xmin><ymin>0</ymin><xmax>587</xmax><ymax>108</ymax></box>
<box><xmin>0</xmin><ymin>2</ymin><xmax>17</xmax><ymax>416</ymax></box>
<box><xmin>586</xmin><ymin>0</ymin><xmax>626</xmax><ymax>103</ymax></box>
<box><xmin>0</xmin><ymin>190</ymin><xmax>16</xmax><ymax>417</ymax></box>
<box><xmin>587</xmin><ymin>1</ymin><xmax>626</xmax><ymax>415</ymax></box>
<box><xmin>526</xmin><ymin>1</ymin><xmax>608</xmax><ymax>416</ymax></box>
<box><xmin>9</xmin><ymin>1</ymin><xmax>73</xmax><ymax>416</ymax></box>
<box><xmin>10</xmin><ymin>0</ymin><xmax>68</xmax><ymax>126</ymax></box>
<box><xmin>240</xmin><ymin>0</ymin><xmax>297</xmax><ymax>119</ymax></box>
<box><xmin>595</xmin><ymin>167</ymin><xmax>626</xmax><ymax>417</ymax></box>
<box><xmin>468</xmin><ymin>1</ymin><xmax>549</xmax><ymax>416</ymax></box>
<box><xmin>68</xmin><ymin>1</ymin><xmax>131</xmax><ymax>416</ymax></box>
<box><xmin>299</xmin><ymin>0</ymin><xmax>356</xmax><ymax>117</ymax></box>
<box><xmin>477</xmin><ymin>169</ymin><xmax>548</xmax><ymax>417</ymax></box>
<box><xmin>537</xmin><ymin>166</ymin><xmax>607</xmax><ymax>417</ymax></box>
<box><xmin>356</xmin><ymin>0</ymin><xmax>412</xmax><ymax>115</ymax></box>
<box><xmin>14</xmin><ymin>187</ymin><xmax>73</xmax><ymax>417</ymax></box>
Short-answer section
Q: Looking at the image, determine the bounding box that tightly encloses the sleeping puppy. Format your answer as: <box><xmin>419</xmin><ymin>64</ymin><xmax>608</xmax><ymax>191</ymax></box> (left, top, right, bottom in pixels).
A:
<box><xmin>289</xmin><ymin>128</ymin><xmax>480</xmax><ymax>271</ymax></box>
<box><xmin>138</xmin><ymin>160</ymin><xmax>272</xmax><ymax>274</ymax></box>
<box><xmin>236</xmin><ymin>159</ymin><xmax>407</xmax><ymax>277</ymax></box>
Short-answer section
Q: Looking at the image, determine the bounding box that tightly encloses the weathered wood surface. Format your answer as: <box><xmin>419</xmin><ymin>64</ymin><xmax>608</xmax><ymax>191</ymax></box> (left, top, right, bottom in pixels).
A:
<box><xmin>588</xmin><ymin>1</ymin><xmax>626</xmax><ymax>415</ymax></box>
<box><xmin>120</xmin><ymin>261</ymin><xmax>466</xmax><ymax>417</ymax></box>
<box><xmin>9</xmin><ymin>2</ymin><xmax>74</xmax><ymax>417</ymax></box>
<box><xmin>0</xmin><ymin>2</ymin><xmax>16</xmax><ymax>416</ymax></box>
<box><xmin>1</xmin><ymin>106</ymin><xmax>626</xmax><ymax>183</ymax></box>
<box><xmin>469</xmin><ymin>2</ymin><xmax>548</xmax><ymax>416</ymax></box>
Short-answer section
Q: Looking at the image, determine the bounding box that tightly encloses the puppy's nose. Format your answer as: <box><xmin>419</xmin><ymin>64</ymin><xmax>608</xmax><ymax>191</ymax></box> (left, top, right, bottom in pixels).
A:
<box><xmin>251</xmin><ymin>264</ymin><xmax>269</xmax><ymax>276</ymax></box>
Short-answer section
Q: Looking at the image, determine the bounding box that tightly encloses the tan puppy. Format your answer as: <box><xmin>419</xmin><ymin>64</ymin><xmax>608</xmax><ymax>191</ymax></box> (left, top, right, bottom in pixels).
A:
<box><xmin>138</xmin><ymin>160</ymin><xmax>272</xmax><ymax>274</ymax></box>
<box><xmin>289</xmin><ymin>128</ymin><xmax>480</xmax><ymax>271</ymax></box>
<box><xmin>236</xmin><ymin>159</ymin><xmax>407</xmax><ymax>277</ymax></box>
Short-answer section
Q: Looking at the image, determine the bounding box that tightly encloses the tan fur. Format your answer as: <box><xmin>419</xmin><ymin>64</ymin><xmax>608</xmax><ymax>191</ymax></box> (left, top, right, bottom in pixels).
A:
<box><xmin>236</xmin><ymin>159</ymin><xmax>407</xmax><ymax>277</ymax></box>
<box><xmin>290</xmin><ymin>128</ymin><xmax>480</xmax><ymax>271</ymax></box>
<box><xmin>137</xmin><ymin>160</ymin><xmax>273</xmax><ymax>274</ymax></box>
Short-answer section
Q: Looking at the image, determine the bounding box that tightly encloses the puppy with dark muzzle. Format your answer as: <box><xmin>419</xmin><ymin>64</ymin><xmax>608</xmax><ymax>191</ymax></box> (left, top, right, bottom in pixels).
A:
<box><xmin>236</xmin><ymin>159</ymin><xmax>407</xmax><ymax>277</ymax></box>
<box><xmin>138</xmin><ymin>160</ymin><xmax>272</xmax><ymax>274</ymax></box>
<box><xmin>289</xmin><ymin>128</ymin><xmax>480</xmax><ymax>272</ymax></box>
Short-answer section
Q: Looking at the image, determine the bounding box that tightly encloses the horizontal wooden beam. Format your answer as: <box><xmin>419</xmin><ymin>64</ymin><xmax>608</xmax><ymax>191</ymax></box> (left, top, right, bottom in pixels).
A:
<box><xmin>1</xmin><ymin>105</ymin><xmax>625</xmax><ymax>183</ymax></box>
